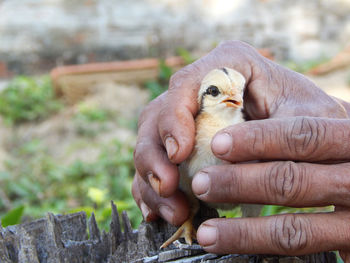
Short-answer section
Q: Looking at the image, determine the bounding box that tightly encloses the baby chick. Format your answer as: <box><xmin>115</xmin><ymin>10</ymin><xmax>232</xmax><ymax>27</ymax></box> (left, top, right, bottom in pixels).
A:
<box><xmin>161</xmin><ymin>68</ymin><xmax>262</xmax><ymax>249</ymax></box>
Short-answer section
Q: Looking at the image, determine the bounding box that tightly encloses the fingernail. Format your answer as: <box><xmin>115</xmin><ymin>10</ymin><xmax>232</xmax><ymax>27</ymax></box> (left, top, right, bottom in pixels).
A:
<box><xmin>148</xmin><ymin>172</ymin><xmax>161</xmax><ymax>195</ymax></box>
<box><xmin>197</xmin><ymin>223</ymin><xmax>217</xmax><ymax>247</ymax></box>
<box><xmin>159</xmin><ymin>205</ymin><xmax>174</xmax><ymax>224</ymax></box>
<box><xmin>165</xmin><ymin>136</ymin><xmax>178</xmax><ymax>160</ymax></box>
<box><xmin>212</xmin><ymin>132</ymin><xmax>232</xmax><ymax>155</ymax></box>
<box><xmin>140</xmin><ymin>201</ymin><xmax>151</xmax><ymax>221</ymax></box>
<box><xmin>192</xmin><ymin>172</ymin><xmax>210</xmax><ymax>196</ymax></box>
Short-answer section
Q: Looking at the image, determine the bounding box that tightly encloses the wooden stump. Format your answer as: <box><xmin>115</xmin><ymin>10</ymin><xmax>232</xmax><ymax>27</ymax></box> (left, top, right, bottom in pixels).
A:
<box><xmin>0</xmin><ymin>202</ymin><xmax>337</xmax><ymax>263</ymax></box>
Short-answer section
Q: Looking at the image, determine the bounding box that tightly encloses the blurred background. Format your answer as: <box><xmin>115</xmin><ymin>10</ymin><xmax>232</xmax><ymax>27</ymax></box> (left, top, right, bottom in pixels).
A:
<box><xmin>0</xmin><ymin>0</ymin><xmax>349</xmax><ymax>234</ymax></box>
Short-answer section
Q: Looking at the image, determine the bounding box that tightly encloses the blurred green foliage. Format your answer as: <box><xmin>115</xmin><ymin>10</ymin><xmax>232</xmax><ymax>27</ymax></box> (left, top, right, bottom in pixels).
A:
<box><xmin>73</xmin><ymin>102</ymin><xmax>113</xmax><ymax>137</ymax></box>
<box><xmin>0</xmin><ymin>76</ymin><xmax>62</xmax><ymax>125</ymax></box>
<box><xmin>176</xmin><ymin>48</ymin><xmax>196</xmax><ymax>64</ymax></box>
<box><xmin>219</xmin><ymin>205</ymin><xmax>333</xmax><ymax>219</ymax></box>
<box><xmin>283</xmin><ymin>56</ymin><xmax>329</xmax><ymax>73</ymax></box>
<box><xmin>0</xmin><ymin>138</ymin><xmax>141</xmax><ymax>230</ymax></box>
<box><xmin>74</xmin><ymin>102</ymin><xmax>112</xmax><ymax>123</ymax></box>
<box><xmin>144</xmin><ymin>60</ymin><xmax>173</xmax><ymax>100</ymax></box>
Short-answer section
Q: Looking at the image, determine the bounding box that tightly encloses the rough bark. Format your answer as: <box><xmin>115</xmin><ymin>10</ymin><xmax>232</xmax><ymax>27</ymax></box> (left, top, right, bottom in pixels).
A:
<box><xmin>0</xmin><ymin>202</ymin><xmax>337</xmax><ymax>263</ymax></box>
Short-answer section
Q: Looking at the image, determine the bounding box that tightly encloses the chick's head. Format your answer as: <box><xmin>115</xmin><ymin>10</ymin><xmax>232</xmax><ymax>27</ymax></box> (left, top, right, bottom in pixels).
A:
<box><xmin>198</xmin><ymin>67</ymin><xmax>245</xmax><ymax>116</ymax></box>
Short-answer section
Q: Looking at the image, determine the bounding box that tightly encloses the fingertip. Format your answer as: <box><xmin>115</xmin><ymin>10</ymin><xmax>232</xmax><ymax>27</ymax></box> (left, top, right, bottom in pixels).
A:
<box><xmin>192</xmin><ymin>171</ymin><xmax>210</xmax><ymax>197</ymax></box>
<box><xmin>140</xmin><ymin>201</ymin><xmax>158</xmax><ymax>222</ymax></box>
<box><xmin>197</xmin><ymin>220</ymin><xmax>218</xmax><ymax>249</ymax></box>
<box><xmin>164</xmin><ymin>135</ymin><xmax>179</xmax><ymax>161</ymax></box>
<box><xmin>211</xmin><ymin>132</ymin><xmax>232</xmax><ymax>157</ymax></box>
<box><xmin>157</xmin><ymin>170</ymin><xmax>179</xmax><ymax>198</ymax></box>
<box><xmin>134</xmin><ymin>139</ymin><xmax>180</xmax><ymax>198</ymax></box>
<box><xmin>158</xmin><ymin>205</ymin><xmax>175</xmax><ymax>224</ymax></box>
<box><xmin>163</xmin><ymin>129</ymin><xmax>195</xmax><ymax>164</ymax></box>
<box><xmin>147</xmin><ymin>172</ymin><xmax>161</xmax><ymax>196</ymax></box>
<box><xmin>157</xmin><ymin>191</ymin><xmax>190</xmax><ymax>226</ymax></box>
<box><xmin>173</xmin><ymin>132</ymin><xmax>195</xmax><ymax>164</ymax></box>
<box><xmin>133</xmin><ymin>175</ymin><xmax>159</xmax><ymax>222</ymax></box>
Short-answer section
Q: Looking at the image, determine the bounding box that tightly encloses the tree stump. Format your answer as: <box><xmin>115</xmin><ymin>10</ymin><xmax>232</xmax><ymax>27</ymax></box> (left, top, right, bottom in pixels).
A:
<box><xmin>0</xmin><ymin>202</ymin><xmax>337</xmax><ymax>263</ymax></box>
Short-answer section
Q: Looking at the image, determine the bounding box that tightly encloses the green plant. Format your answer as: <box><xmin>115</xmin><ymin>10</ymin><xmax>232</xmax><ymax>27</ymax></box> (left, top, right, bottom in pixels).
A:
<box><xmin>284</xmin><ymin>56</ymin><xmax>329</xmax><ymax>73</ymax></box>
<box><xmin>337</xmin><ymin>252</ymin><xmax>344</xmax><ymax>263</ymax></box>
<box><xmin>0</xmin><ymin>139</ymin><xmax>141</xmax><ymax>230</ymax></box>
<box><xmin>218</xmin><ymin>205</ymin><xmax>333</xmax><ymax>220</ymax></box>
<box><xmin>74</xmin><ymin>102</ymin><xmax>112</xmax><ymax>123</ymax></box>
<box><xmin>1</xmin><ymin>205</ymin><xmax>24</xmax><ymax>227</ymax></box>
<box><xmin>73</xmin><ymin>102</ymin><xmax>113</xmax><ymax>137</ymax></box>
<box><xmin>176</xmin><ymin>47</ymin><xmax>196</xmax><ymax>64</ymax></box>
<box><xmin>0</xmin><ymin>76</ymin><xmax>62</xmax><ymax>125</ymax></box>
<box><xmin>218</xmin><ymin>206</ymin><xmax>241</xmax><ymax>218</ymax></box>
<box><xmin>260</xmin><ymin>205</ymin><xmax>333</xmax><ymax>216</ymax></box>
<box><xmin>144</xmin><ymin>60</ymin><xmax>173</xmax><ymax>100</ymax></box>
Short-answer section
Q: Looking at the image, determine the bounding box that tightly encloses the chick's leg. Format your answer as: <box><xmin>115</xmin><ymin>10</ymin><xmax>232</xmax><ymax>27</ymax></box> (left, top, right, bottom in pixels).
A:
<box><xmin>160</xmin><ymin>201</ymin><xmax>199</xmax><ymax>249</ymax></box>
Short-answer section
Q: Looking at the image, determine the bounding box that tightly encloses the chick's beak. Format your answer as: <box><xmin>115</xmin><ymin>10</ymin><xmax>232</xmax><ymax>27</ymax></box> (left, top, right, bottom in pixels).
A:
<box><xmin>221</xmin><ymin>94</ymin><xmax>243</xmax><ymax>108</ymax></box>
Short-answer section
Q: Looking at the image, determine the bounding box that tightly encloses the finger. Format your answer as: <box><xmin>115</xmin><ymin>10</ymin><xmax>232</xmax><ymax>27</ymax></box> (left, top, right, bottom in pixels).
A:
<box><xmin>136</xmin><ymin>172</ymin><xmax>190</xmax><ymax>226</ymax></box>
<box><xmin>211</xmin><ymin>117</ymin><xmax>350</xmax><ymax>163</ymax></box>
<box><xmin>193</xmin><ymin>162</ymin><xmax>350</xmax><ymax>207</ymax></box>
<box><xmin>197</xmin><ymin>211</ymin><xmax>350</xmax><ymax>255</ymax></box>
<box><xmin>134</xmin><ymin>93</ymin><xmax>180</xmax><ymax>197</ymax></box>
<box><xmin>157</xmin><ymin>64</ymin><xmax>200</xmax><ymax>164</ymax></box>
<box><xmin>158</xmin><ymin>41</ymin><xmax>257</xmax><ymax>164</ymax></box>
<box><xmin>335</xmin><ymin>204</ymin><xmax>350</xmax><ymax>263</ymax></box>
<box><xmin>132</xmin><ymin>174</ymin><xmax>158</xmax><ymax>222</ymax></box>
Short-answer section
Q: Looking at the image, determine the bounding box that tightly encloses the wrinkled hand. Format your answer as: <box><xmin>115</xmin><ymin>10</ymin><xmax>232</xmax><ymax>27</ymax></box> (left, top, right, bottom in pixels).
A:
<box><xmin>193</xmin><ymin>116</ymin><xmax>350</xmax><ymax>258</ymax></box>
<box><xmin>131</xmin><ymin>40</ymin><xmax>350</xmax><ymax>257</ymax></box>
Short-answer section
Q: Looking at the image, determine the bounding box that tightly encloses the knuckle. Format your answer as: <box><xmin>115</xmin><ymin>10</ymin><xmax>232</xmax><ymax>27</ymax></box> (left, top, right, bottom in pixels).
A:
<box><xmin>266</xmin><ymin>161</ymin><xmax>307</xmax><ymax>204</ymax></box>
<box><xmin>218</xmin><ymin>40</ymin><xmax>245</xmax><ymax>50</ymax></box>
<box><xmin>286</xmin><ymin>117</ymin><xmax>325</xmax><ymax>159</ymax></box>
<box><xmin>138</xmin><ymin>102</ymin><xmax>156</xmax><ymax>129</ymax></box>
<box><xmin>168</xmin><ymin>72</ymin><xmax>181</xmax><ymax>90</ymax></box>
<box><xmin>133</xmin><ymin>140</ymin><xmax>150</xmax><ymax>170</ymax></box>
<box><xmin>136</xmin><ymin>173</ymin><xmax>155</xmax><ymax>205</ymax></box>
<box><xmin>218</xmin><ymin>40</ymin><xmax>257</xmax><ymax>58</ymax></box>
<box><xmin>272</xmin><ymin>215</ymin><xmax>311</xmax><ymax>254</ymax></box>
<box><xmin>169</xmin><ymin>64</ymin><xmax>198</xmax><ymax>90</ymax></box>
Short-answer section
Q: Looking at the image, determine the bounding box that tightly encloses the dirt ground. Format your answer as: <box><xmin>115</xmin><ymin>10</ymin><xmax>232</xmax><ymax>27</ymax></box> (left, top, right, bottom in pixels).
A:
<box><xmin>0</xmin><ymin>82</ymin><xmax>149</xmax><ymax>169</ymax></box>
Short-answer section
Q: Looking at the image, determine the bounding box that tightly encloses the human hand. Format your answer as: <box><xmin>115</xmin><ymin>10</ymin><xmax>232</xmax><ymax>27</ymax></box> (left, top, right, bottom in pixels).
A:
<box><xmin>132</xmin><ymin>40</ymin><xmax>348</xmax><ymax>226</ymax></box>
<box><xmin>191</xmin><ymin>116</ymin><xmax>350</xmax><ymax>259</ymax></box>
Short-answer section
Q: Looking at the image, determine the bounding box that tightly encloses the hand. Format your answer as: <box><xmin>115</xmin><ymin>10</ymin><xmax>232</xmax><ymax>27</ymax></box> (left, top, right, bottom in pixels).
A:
<box><xmin>132</xmin><ymin>41</ymin><xmax>347</xmax><ymax>226</ymax></box>
<box><xmin>192</xmin><ymin>116</ymin><xmax>350</xmax><ymax>258</ymax></box>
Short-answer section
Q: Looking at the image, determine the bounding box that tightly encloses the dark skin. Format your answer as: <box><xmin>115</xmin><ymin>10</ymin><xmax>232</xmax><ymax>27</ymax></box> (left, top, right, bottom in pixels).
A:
<box><xmin>132</xmin><ymin>40</ymin><xmax>350</xmax><ymax>260</ymax></box>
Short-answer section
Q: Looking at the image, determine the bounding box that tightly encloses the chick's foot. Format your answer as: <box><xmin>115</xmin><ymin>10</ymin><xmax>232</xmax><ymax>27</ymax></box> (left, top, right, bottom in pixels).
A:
<box><xmin>160</xmin><ymin>217</ymin><xmax>197</xmax><ymax>249</ymax></box>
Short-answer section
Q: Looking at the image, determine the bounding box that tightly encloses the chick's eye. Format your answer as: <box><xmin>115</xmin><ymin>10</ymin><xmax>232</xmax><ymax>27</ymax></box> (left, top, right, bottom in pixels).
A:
<box><xmin>206</xmin><ymin>85</ymin><xmax>220</xmax><ymax>97</ymax></box>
